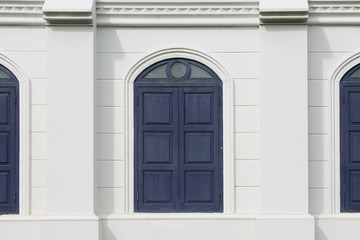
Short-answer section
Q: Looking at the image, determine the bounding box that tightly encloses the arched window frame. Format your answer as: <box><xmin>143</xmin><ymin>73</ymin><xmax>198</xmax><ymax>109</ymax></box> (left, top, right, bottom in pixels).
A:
<box><xmin>0</xmin><ymin>53</ymin><xmax>30</xmax><ymax>215</ymax></box>
<box><xmin>331</xmin><ymin>53</ymin><xmax>360</xmax><ymax>213</ymax></box>
<box><xmin>124</xmin><ymin>48</ymin><xmax>235</xmax><ymax>214</ymax></box>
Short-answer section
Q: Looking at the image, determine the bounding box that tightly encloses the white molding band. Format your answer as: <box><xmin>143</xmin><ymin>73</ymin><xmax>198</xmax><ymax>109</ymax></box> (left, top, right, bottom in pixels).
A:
<box><xmin>96</xmin><ymin>1</ymin><xmax>259</xmax><ymax>27</ymax></box>
<box><xmin>0</xmin><ymin>1</ymin><xmax>45</xmax><ymax>26</ymax></box>
<box><xmin>309</xmin><ymin>1</ymin><xmax>360</xmax><ymax>25</ymax></box>
<box><xmin>2</xmin><ymin>1</ymin><xmax>360</xmax><ymax>27</ymax></box>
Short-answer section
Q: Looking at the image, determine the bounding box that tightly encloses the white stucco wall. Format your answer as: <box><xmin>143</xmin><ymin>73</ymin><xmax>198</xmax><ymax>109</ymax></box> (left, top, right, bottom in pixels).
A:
<box><xmin>96</xmin><ymin>27</ymin><xmax>260</xmax><ymax>215</ymax></box>
<box><xmin>2</xmin><ymin>0</ymin><xmax>360</xmax><ymax>240</ymax></box>
<box><xmin>0</xmin><ymin>26</ymin><xmax>47</xmax><ymax>215</ymax></box>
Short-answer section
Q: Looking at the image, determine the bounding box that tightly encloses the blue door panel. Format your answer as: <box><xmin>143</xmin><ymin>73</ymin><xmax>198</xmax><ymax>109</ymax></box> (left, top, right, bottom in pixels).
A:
<box><xmin>0</xmin><ymin>172</ymin><xmax>9</xmax><ymax>203</ymax></box>
<box><xmin>0</xmin><ymin>133</ymin><xmax>9</xmax><ymax>164</ymax></box>
<box><xmin>0</xmin><ymin>93</ymin><xmax>9</xmax><ymax>124</ymax></box>
<box><xmin>185</xmin><ymin>171</ymin><xmax>213</xmax><ymax>203</ymax></box>
<box><xmin>350</xmin><ymin>170</ymin><xmax>360</xmax><ymax>203</ymax></box>
<box><xmin>350</xmin><ymin>131</ymin><xmax>360</xmax><ymax>163</ymax></box>
<box><xmin>179</xmin><ymin>87</ymin><xmax>221</xmax><ymax>212</ymax></box>
<box><xmin>350</xmin><ymin>92</ymin><xmax>360</xmax><ymax>124</ymax></box>
<box><xmin>143</xmin><ymin>93</ymin><xmax>172</xmax><ymax>125</ymax></box>
<box><xmin>143</xmin><ymin>171</ymin><xmax>173</xmax><ymax>203</ymax></box>
<box><xmin>143</xmin><ymin>132</ymin><xmax>173</xmax><ymax>164</ymax></box>
<box><xmin>136</xmin><ymin>87</ymin><xmax>178</xmax><ymax>212</ymax></box>
<box><xmin>184</xmin><ymin>93</ymin><xmax>212</xmax><ymax>125</ymax></box>
<box><xmin>185</xmin><ymin>132</ymin><xmax>213</xmax><ymax>164</ymax></box>
<box><xmin>0</xmin><ymin>87</ymin><xmax>18</xmax><ymax>214</ymax></box>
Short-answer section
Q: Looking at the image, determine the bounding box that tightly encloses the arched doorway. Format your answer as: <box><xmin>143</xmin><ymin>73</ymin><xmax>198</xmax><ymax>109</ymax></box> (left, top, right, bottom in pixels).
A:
<box><xmin>134</xmin><ymin>58</ymin><xmax>223</xmax><ymax>212</ymax></box>
<box><xmin>0</xmin><ymin>64</ymin><xmax>19</xmax><ymax>214</ymax></box>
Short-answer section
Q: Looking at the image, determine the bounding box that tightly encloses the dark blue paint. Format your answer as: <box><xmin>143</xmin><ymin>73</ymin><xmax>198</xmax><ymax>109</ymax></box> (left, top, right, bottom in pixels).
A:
<box><xmin>341</xmin><ymin>64</ymin><xmax>360</xmax><ymax>212</ymax></box>
<box><xmin>0</xmin><ymin>64</ymin><xmax>19</xmax><ymax>214</ymax></box>
<box><xmin>134</xmin><ymin>59</ymin><xmax>222</xmax><ymax>212</ymax></box>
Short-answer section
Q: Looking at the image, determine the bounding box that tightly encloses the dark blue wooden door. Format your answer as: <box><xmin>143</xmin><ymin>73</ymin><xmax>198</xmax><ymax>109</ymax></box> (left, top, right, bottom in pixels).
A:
<box><xmin>135</xmin><ymin>86</ymin><xmax>221</xmax><ymax>212</ymax></box>
<box><xmin>178</xmin><ymin>87</ymin><xmax>221</xmax><ymax>211</ymax></box>
<box><xmin>136</xmin><ymin>87</ymin><xmax>179</xmax><ymax>211</ymax></box>
<box><xmin>134</xmin><ymin>58</ymin><xmax>223</xmax><ymax>212</ymax></box>
<box><xmin>0</xmin><ymin>87</ymin><xmax>18</xmax><ymax>214</ymax></box>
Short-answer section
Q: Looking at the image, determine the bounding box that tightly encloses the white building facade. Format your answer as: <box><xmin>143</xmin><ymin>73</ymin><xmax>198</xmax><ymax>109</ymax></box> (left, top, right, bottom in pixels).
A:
<box><xmin>0</xmin><ymin>0</ymin><xmax>359</xmax><ymax>239</ymax></box>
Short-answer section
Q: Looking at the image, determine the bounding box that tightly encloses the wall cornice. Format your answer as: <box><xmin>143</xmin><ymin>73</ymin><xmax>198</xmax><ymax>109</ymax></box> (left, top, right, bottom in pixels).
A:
<box><xmin>309</xmin><ymin>1</ymin><xmax>360</xmax><ymax>25</ymax></box>
<box><xmin>0</xmin><ymin>1</ymin><xmax>45</xmax><ymax>26</ymax></box>
<box><xmin>96</xmin><ymin>1</ymin><xmax>259</xmax><ymax>27</ymax></box>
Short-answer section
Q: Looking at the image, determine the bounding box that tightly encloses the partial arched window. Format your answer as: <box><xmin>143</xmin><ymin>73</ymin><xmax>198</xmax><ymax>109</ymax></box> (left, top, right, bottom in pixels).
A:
<box><xmin>0</xmin><ymin>64</ymin><xmax>19</xmax><ymax>214</ymax></box>
<box><xmin>134</xmin><ymin>58</ymin><xmax>223</xmax><ymax>212</ymax></box>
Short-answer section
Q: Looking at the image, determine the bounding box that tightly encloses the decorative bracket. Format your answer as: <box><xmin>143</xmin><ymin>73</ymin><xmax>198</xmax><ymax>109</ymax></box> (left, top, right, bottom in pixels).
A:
<box><xmin>259</xmin><ymin>0</ymin><xmax>308</xmax><ymax>24</ymax></box>
<box><xmin>42</xmin><ymin>0</ymin><xmax>94</xmax><ymax>26</ymax></box>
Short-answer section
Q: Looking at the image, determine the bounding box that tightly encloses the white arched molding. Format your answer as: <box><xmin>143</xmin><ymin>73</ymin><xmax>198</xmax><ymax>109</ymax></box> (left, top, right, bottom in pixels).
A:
<box><xmin>0</xmin><ymin>52</ymin><xmax>30</xmax><ymax>215</ymax></box>
<box><xmin>124</xmin><ymin>48</ymin><xmax>235</xmax><ymax>214</ymax></box>
<box><xmin>330</xmin><ymin>53</ymin><xmax>360</xmax><ymax>213</ymax></box>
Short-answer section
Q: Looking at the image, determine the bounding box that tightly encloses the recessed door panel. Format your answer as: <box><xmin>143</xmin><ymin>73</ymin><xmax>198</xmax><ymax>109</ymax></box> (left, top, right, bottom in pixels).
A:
<box><xmin>0</xmin><ymin>172</ymin><xmax>9</xmax><ymax>203</ymax></box>
<box><xmin>185</xmin><ymin>171</ymin><xmax>213</xmax><ymax>203</ymax></box>
<box><xmin>185</xmin><ymin>93</ymin><xmax>212</xmax><ymax>125</ymax></box>
<box><xmin>144</xmin><ymin>132</ymin><xmax>172</xmax><ymax>164</ymax></box>
<box><xmin>350</xmin><ymin>92</ymin><xmax>360</xmax><ymax>124</ymax></box>
<box><xmin>0</xmin><ymin>93</ymin><xmax>9</xmax><ymax>125</ymax></box>
<box><xmin>350</xmin><ymin>131</ymin><xmax>360</xmax><ymax>163</ymax></box>
<box><xmin>350</xmin><ymin>170</ymin><xmax>360</xmax><ymax>203</ymax></box>
<box><xmin>185</xmin><ymin>132</ymin><xmax>213</xmax><ymax>164</ymax></box>
<box><xmin>143</xmin><ymin>93</ymin><xmax>172</xmax><ymax>125</ymax></box>
<box><xmin>144</xmin><ymin>171</ymin><xmax>173</xmax><ymax>203</ymax></box>
<box><xmin>0</xmin><ymin>133</ymin><xmax>9</xmax><ymax>164</ymax></box>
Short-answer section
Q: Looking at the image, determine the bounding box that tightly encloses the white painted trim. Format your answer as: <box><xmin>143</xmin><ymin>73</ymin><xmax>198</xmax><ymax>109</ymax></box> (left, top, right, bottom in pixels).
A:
<box><xmin>0</xmin><ymin>52</ymin><xmax>30</xmax><ymax>215</ymax></box>
<box><xmin>0</xmin><ymin>1</ymin><xmax>44</xmax><ymax>26</ymax></box>
<box><xmin>314</xmin><ymin>213</ymin><xmax>360</xmax><ymax>220</ymax></box>
<box><xmin>309</xmin><ymin>1</ymin><xmax>360</xmax><ymax>25</ymax></box>
<box><xmin>100</xmin><ymin>214</ymin><xmax>256</xmax><ymax>220</ymax></box>
<box><xmin>259</xmin><ymin>0</ymin><xmax>308</xmax><ymax>24</ymax></box>
<box><xmin>256</xmin><ymin>214</ymin><xmax>314</xmax><ymax>221</ymax></box>
<box><xmin>0</xmin><ymin>215</ymin><xmax>99</xmax><ymax>222</ymax></box>
<box><xmin>96</xmin><ymin>1</ymin><xmax>259</xmax><ymax>27</ymax></box>
<box><xmin>42</xmin><ymin>0</ymin><xmax>94</xmax><ymax>25</ymax></box>
<box><xmin>330</xmin><ymin>52</ymin><xmax>360</xmax><ymax>213</ymax></box>
<box><xmin>124</xmin><ymin>48</ymin><xmax>234</xmax><ymax>214</ymax></box>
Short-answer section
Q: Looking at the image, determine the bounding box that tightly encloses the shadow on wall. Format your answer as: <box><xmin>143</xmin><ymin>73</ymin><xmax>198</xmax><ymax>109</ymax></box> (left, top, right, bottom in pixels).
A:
<box><xmin>315</xmin><ymin>220</ymin><xmax>328</xmax><ymax>240</ymax></box>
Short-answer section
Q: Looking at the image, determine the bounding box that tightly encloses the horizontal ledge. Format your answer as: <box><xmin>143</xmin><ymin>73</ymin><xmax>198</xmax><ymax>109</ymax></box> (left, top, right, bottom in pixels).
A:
<box><xmin>308</xmin><ymin>17</ymin><xmax>360</xmax><ymax>25</ymax></box>
<box><xmin>96</xmin><ymin>18</ymin><xmax>259</xmax><ymax>27</ymax></box>
<box><xmin>100</xmin><ymin>213</ymin><xmax>257</xmax><ymax>220</ymax></box>
<box><xmin>260</xmin><ymin>13</ymin><xmax>308</xmax><ymax>24</ymax></box>
<box><xmin>256</xmin><ymin>214</ymin><xmax>314</xmax><ymax>221</ymax></box>
<box><xmin>0</xmin><ymin>215</ymin><xmax>99</xmax><ymax>222</ymax></box>
<box><xmin>314</xmin><ymin>213</ymin><xmax>360</xmax><ymax>220</ymax></box>
<box><xmin>0</xmin><ymin>18</ymin><xmax>45</xmax><ymax>26</ymax></box>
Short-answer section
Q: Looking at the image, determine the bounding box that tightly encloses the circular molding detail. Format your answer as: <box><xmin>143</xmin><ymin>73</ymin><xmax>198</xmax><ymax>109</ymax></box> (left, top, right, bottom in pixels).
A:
<box><xmin>125</xmin><ymin>48</ymin><xmax>231</xmax><ymax>85</ymax></box>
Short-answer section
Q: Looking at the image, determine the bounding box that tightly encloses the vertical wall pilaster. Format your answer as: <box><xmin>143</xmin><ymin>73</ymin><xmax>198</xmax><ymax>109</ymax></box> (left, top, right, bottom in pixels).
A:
<box><xmin>42</xmin><ymin>0</ymin><xmax>98</xmax><ymax>239</ymax></box>
<box><xmin>258</xmin><ymin>0</ymin><xmax>314</xmax><ymax>239</ymax></box>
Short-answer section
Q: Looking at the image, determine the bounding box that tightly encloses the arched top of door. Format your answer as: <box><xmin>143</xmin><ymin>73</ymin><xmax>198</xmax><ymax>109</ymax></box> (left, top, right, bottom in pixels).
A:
<box><xmin>135</xmin><ymin>58</ymin><xmax>222</xmax><ymax>87</ymax></box>
<box><xmin>0</xmin><ymin>64</ymin><xmax>18</xmax><ymax>85</ymax></box>
<box><xmin>341</xmin><ymin>64</ymin><xmax>360</xmax><ymax>85</ymax></box>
